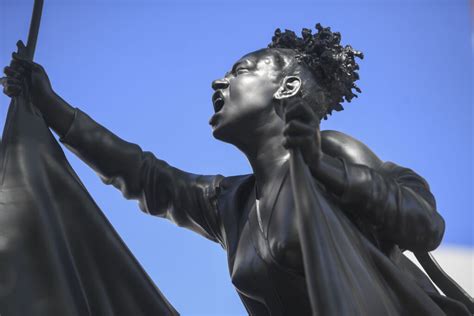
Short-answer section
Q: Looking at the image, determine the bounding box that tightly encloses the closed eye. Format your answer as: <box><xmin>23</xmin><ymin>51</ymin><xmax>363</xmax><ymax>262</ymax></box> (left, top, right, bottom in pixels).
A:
<box><xmin>231</xmin><ymin>59</ymin><xmax>253</xmax><ymax>76</ymax></box>
<box><xmin>235</xmin><ymin>67</ymin><xmax>249</xmax><ymax>75</ymax></box>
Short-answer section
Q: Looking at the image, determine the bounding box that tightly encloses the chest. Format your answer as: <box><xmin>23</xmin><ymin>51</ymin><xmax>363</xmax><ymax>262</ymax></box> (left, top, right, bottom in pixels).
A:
<box><xmin>231</xmin><ymin>177</ymin><xmax>304</xmax><ymax>287</ymax></box>
<box><xmin>227</xmin><ymin>179</ymin><xmax>311</xmax><ymax>314</ymax></box>
<box><xmin>260</xmin><ymin>179</ymin><xmax>303</xmax><ymax>273</ymax></box>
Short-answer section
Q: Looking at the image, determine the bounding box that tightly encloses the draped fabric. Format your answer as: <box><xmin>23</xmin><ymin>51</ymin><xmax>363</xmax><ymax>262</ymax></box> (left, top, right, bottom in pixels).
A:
<box><xmin>288</xmin><ymin>152</ymin><xmax>470</xmax><ymax>316</ymax></box>
<box><xmin>0</xmin><ymin>94</ymin><xmax>178</xmax><ymax>315</ymax></box>
<box><xmin>290</xmin><ymin>152</ymin><xmax>470</xmax><ymax>316</ymax></box>
<box><xmin>54</xmin><ymin>107</ymin><xmax>471</xmax><ymax>315</ymax></box>
<box><xmin>291</xmin><ymin>152</ymin><xmax>430</xmax><ymax>315</ymax></box>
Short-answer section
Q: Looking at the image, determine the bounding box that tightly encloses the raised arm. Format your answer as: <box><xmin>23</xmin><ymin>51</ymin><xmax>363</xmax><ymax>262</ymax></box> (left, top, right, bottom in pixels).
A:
<box><xmin>2</xmin><ymin>44</ymin><xmax>226</xmax><ymax>246</ymax></box>
<box><xmin>60</xmin><ymin>110</ymin><xmax>225</xmax><ymax>244</ymax></box>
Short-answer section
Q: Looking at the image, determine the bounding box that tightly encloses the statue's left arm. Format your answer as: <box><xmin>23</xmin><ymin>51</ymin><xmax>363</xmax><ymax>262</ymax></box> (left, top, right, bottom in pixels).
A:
<box><xmin>310</xmin><ymin>130</ymin><xmax>445</xmax><ymax>252</ymax></box>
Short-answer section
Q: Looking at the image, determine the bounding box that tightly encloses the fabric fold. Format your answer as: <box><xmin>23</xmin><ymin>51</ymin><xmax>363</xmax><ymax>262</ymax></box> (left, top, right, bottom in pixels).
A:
<box><xmin>0</xmin><ymin>94</ymin><xmax>178</xmax><ymax>315</ymax></box>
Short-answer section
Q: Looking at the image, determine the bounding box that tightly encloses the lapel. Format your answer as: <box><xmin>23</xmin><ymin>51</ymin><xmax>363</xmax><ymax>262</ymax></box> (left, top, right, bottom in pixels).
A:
<box><xmin>258</xmin><ymin>163</ymin><xmax>290</xmax><ymax>239</ymax></box>
<box><xmin>215</xmin><ymin>174</ymin><xmax>254</xmax><ymax>269</ymax></box>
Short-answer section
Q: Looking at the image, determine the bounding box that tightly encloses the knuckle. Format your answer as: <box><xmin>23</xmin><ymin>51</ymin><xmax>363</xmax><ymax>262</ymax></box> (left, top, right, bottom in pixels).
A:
<box><xmin>284</xmin><ymin>132</ymin><xmax>294</xmax><ymax>140</ymax></box>
<box><xmin>287</xmin><ymin>121</ymin><xmax>299</xmax><ymax>131</ymax></box>
<box><xmin>10</xmin><ymin>61</ymin><xmax>21</xmax><ymax>70</ymax></box>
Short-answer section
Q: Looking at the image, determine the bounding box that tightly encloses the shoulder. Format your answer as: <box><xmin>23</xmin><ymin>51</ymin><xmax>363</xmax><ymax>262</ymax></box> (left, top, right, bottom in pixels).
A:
<box><xmin>321</xmin><ymin>130</ymin><xmax>383</xmax><ymax>170</ymax></box>
<box><xmin>321</xmin><ymin>130</ymin><xmax>432</xmax><ymax>190</ymax></box>
<box><xmin>216</xmin><ymin>174</ymin><xmax>254</xmax><ymax>199</ymax></box>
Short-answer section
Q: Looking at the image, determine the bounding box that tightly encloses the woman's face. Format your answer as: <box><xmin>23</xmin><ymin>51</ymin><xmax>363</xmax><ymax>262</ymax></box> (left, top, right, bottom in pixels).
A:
<box><xmin>209</xmin><ymin>49</ymin><xmax>285</xmax><ymax>142</ymax></box>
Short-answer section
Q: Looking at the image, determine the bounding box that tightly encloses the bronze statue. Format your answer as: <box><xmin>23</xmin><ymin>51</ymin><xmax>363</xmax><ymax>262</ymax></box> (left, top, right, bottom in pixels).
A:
<box><xmin>2</xmin><ymin>19</ymin><xmax>472</xmax><ymax>315</ymax></box>
<box><xmin>0</xmin><ymin>2</ymin><xmax>178</xmax><ymax>314</ymax></box>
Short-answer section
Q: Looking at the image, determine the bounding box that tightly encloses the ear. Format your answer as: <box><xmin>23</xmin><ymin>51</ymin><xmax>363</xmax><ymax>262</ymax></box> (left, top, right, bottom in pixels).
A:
<box><xmin>274</xmin><ymin>76</ymin><xmax>302</xmax><ymax>100</ymax></box>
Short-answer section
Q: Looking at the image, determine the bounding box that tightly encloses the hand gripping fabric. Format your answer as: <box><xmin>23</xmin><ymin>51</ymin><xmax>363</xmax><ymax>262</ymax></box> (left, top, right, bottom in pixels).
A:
<box><xmin>0</xmin><ymin>94</ymin><xmax>178</xmax><ymax>315</ymax></box>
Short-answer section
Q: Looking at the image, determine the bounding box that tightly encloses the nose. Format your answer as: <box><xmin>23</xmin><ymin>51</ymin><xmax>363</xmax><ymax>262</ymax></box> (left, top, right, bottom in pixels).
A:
<box><xmin>212</xmin><ymin>78</ymin><xmax>229</xmax><ymax>91</ymax></box>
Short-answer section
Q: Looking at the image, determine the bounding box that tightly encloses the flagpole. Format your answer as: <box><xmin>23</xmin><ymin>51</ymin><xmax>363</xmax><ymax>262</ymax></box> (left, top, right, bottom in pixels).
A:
<box><xmin>26</xmin><ymin>0</ymin><xmax>44</xmax><ymax>61</ymax></box>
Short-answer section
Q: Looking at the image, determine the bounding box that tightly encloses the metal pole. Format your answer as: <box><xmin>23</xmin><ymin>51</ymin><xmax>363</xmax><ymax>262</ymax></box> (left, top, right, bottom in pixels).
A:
<box><xmin>26</xmin><ymin>0</ymin><xmax>44</xmax><ymax>61</ymax></box>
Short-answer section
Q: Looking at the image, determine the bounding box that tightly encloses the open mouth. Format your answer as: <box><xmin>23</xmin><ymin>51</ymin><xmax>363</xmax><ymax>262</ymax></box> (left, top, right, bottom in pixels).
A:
<box><xmin>212</xmin><ymin>91</ymin><xmax>225</xmax><ymax>113</ymax></box>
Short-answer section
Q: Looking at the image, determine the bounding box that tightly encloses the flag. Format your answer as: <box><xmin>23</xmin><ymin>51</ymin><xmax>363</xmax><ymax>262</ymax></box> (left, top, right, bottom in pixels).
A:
<box><xmin>0</xmin><ymin>93</ymin><xmax>178</xmax><ymax>315</ymax></box>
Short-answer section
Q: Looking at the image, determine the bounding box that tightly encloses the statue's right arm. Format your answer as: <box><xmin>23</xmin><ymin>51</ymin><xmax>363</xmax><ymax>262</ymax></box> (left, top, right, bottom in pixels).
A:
<box><xmin>59</xmin><ymin>109</ymin><xmax>225</xmax><ymax>245</ymax></box>
<box><xmin>2</xmin><ymin>44</ymin><xmax>226</xmax><ymax>246</ymax></box>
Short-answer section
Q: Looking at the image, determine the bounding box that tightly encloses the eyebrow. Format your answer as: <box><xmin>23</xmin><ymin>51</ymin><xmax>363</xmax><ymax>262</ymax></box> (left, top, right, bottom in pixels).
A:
<box><xmin>231</xmin><ymin>61</ymin><xmax>245</xmax><ymax>73</ymax></box>
<box><xmin>231</xmin><ymin>59</ymin><xmax>253</xmax><ymax>73</ymax></box>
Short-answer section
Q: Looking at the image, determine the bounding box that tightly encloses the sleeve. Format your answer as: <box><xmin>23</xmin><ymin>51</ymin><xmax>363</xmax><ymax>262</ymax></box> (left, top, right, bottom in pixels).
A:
<box><xmin>338</xmin><ymin>159</ymin><xmax>445</xmax><ymax>252</ymax></box>
<box><xmin>59</xmin><ymin>108</ymin><xmax>225</xmax><ymax>246</ymax></box>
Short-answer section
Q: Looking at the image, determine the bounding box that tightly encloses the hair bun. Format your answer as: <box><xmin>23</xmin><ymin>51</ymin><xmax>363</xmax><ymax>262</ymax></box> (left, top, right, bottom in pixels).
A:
<box><xmin>269</xmin><ymin>23</ymin><xmax>363</xmax><ymax>119</ymax></box>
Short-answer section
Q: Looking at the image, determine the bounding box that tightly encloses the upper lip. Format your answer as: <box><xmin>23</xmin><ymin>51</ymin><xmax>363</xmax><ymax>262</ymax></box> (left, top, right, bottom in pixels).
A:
<box><xmin>212</xmin><ymin>90</ymin><xmax>225</xmax><ymax>113</ymax></box>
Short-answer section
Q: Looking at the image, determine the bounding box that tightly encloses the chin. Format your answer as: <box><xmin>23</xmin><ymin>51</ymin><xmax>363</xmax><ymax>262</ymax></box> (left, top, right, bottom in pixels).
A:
<box><xmin>211</xmin><ymin>123</ymin><xmax>228</xmax><ymax>141</ymax></box>
<box><xmin>211</xmin><ymin>120</ymin><xmax>239</xmax><ymax>144</ymax></box>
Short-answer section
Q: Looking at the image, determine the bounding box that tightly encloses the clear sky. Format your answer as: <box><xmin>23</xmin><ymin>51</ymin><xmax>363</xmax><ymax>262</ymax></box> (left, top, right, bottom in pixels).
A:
<box><xmin>1</xmin><ymin>0</ymin><xmax>472</xmax><ymax>315</ymax></box>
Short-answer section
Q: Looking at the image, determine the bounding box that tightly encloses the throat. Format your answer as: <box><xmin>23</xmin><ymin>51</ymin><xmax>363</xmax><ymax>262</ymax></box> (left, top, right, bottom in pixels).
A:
<box><xmin>236</xmin><ymin>113</ymin><xmax>288</xmax><ymax>199</ymax></box>
<box><xmin>252</xmin><ymin>161</ymin><xmax>290</xmax><ymax>238</ymax></box>
<box><xmin>253</xmin><ymin>151</ymin><xmax>289</xmax><ymax>200</ymax></box>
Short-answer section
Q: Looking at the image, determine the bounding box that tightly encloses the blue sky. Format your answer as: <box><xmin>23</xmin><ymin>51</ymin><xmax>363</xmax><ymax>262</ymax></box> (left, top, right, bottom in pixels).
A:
<box><xmin>1</xmin><ymin>0</ymin><xmax>472</xmax><ymax>314</ymax></box>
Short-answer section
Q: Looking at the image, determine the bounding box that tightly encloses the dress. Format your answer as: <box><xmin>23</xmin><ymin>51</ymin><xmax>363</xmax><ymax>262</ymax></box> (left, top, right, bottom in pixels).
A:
<box><xmin>60</xmin><ymin>108</ymin><xmax>470</xmax><ymax>315</ymax></box>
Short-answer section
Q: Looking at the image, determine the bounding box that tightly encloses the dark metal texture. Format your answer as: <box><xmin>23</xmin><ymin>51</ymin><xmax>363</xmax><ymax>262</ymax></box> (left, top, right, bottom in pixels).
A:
<box><xmin>26</xmin><ymin>0</ymin><xmax>43</xmax><ymax>61</ymax></box>
<box><xmin>1</xmin><ymin>18</ymin><xmax>471</xmax><ymax>315</ymax></box>
<box><xmin>415</xmin><ymin>252</ymin><xmax>474</xmax><ymax>313</ymax></box>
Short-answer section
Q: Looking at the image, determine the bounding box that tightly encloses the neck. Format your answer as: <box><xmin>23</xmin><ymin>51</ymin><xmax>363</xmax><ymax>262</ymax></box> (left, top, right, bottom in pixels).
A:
<box><xmin>234</xmin><ymin>114</ymin><xmax>289</xmax><ymax>199</ymax></box>
<box><xmin>250</xmin><ymin>141</ymin><xmax>289</xmax><ymax>200</ymax></box>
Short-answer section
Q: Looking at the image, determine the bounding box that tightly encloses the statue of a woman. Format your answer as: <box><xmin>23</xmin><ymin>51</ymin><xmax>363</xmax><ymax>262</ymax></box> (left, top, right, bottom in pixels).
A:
<box><xmin>2</xmin><ymin>24</ymin><xmax>470</xmax><ymax>315</ymax></box>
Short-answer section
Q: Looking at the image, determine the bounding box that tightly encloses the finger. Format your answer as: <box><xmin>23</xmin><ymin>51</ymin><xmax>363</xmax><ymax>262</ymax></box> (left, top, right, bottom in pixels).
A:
<box><xmin>283</xmin><ymin>135</ymin><xmax>311</xmax><ymax>149</ymax></box>
<box><xmin>1</xmin><ymin>77</ymin><xmax>22</xmax><ymax>87</ymax></box>
<box><xmin>12</xmin><ymin>52</ymin><xmax>34</xmax><ymax>69</ymax></box>
<box><xmin>12</xmin><ymin>51</ymin><xmax>30</xmax><ymax>62</ymax></box>
<box><xmin>285</xmin><ymin>102</ymin><xmax>316</xmax><ymax>123</ymax></box>
<box><xmin>16</xmin><ymin>40</ymin><xmax>27</xmax><ymax>54</ymax></box>
<box><xmin>3</xmin><ymin>85</ymin><xmax>22</xmax><ymax>97</ymax></box>
<box><xmin>4</xmin><ymin>66</ymin><xmax>23</xmax><ymax>79</ymax></box>
<box><xmin>286</xmin><ymin>102</ymin><xmax>315</xmax><ymax>121</ymax></box>
<box><xmin>283</xmin><ymin>120</ymin><xmax>314</xmax><ymax>137</ymax></box>
<box><xmin>9</xmin><ymin>59</ymin><xmax>27</xmax><ymax>73</ymax></box>
<box><xmin>11</xmin><ymin>53</ymin><xmax>41</xmax><ymax>73</ymax></box>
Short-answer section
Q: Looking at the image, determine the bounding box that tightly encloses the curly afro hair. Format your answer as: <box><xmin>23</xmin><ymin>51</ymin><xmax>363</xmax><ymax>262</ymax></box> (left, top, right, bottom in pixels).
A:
<box><xmin>269</xmin><ymin>23</ymin><xmax>363</xmax><ymax>119</ymax></box>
